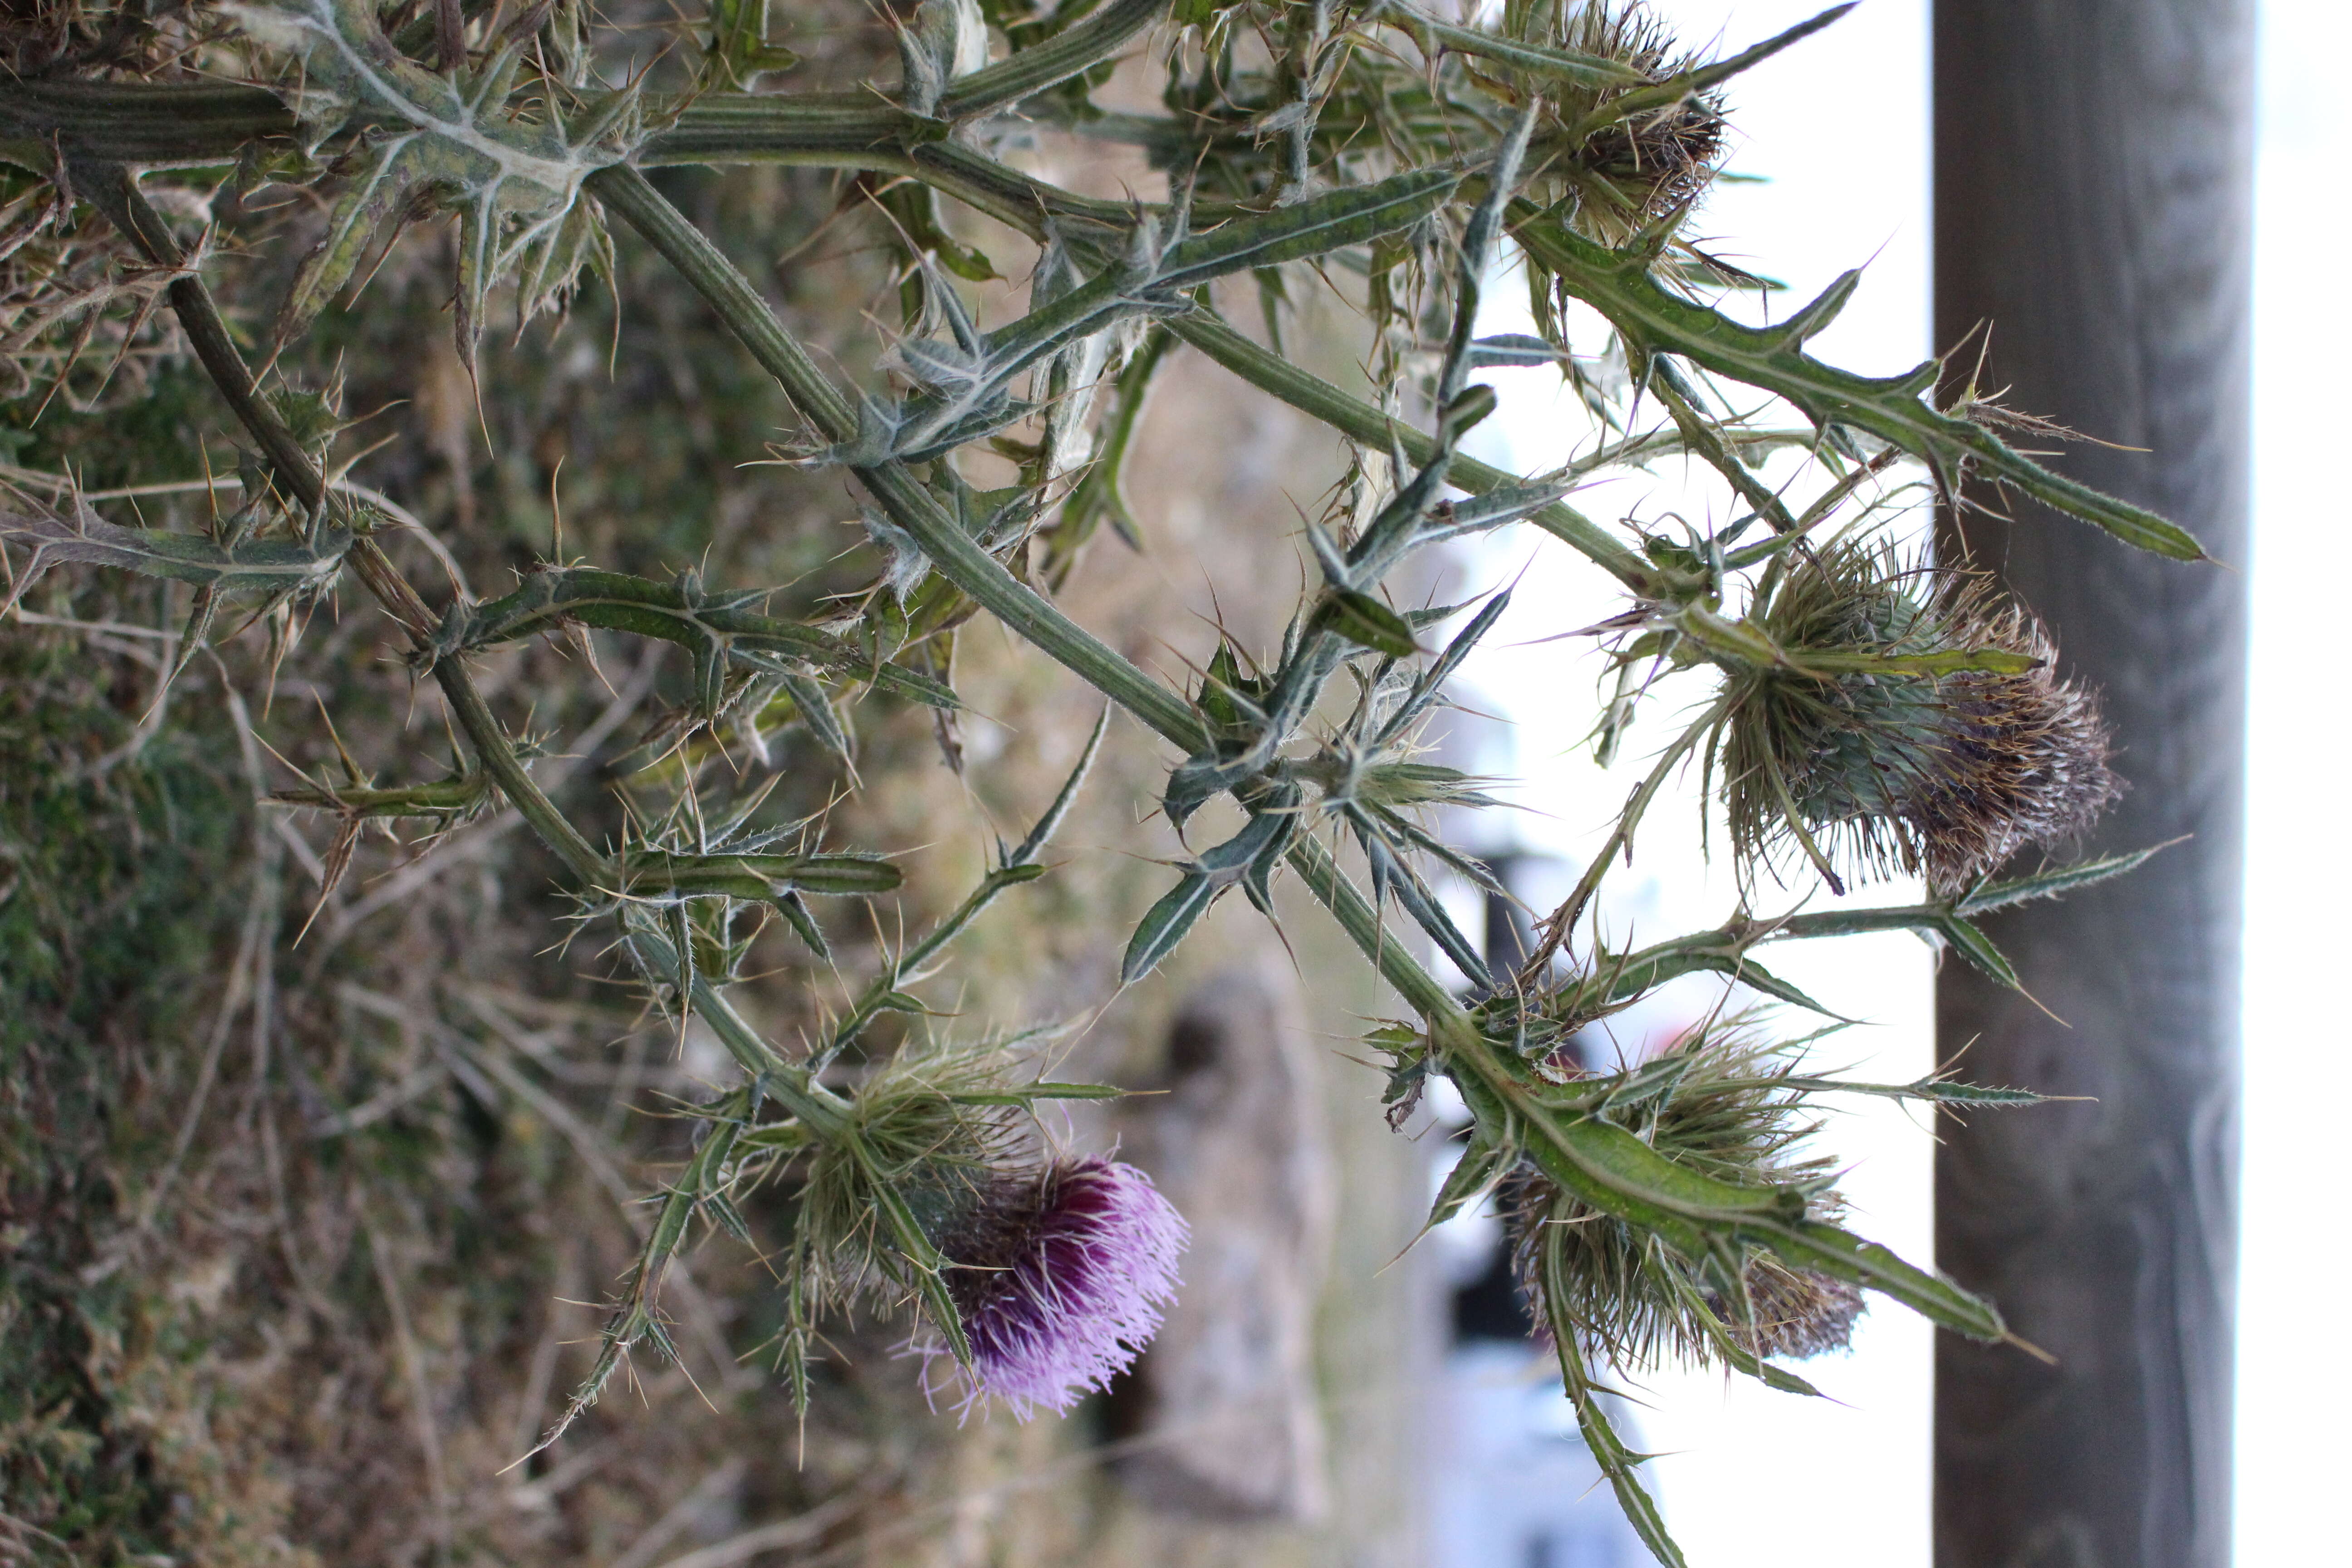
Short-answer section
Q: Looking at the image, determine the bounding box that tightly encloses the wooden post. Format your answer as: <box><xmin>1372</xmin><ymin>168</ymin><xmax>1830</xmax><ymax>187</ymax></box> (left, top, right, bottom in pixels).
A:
<box><xmin>1932</xmin><ymin>4</ymin><xmax>2251</xmax><ymax>1565</ymax></box>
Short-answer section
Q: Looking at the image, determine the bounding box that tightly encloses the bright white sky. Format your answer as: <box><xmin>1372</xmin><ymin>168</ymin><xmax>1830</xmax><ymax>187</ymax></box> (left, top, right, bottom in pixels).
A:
<box><xmin>1459</xmin><ymin>1</ymin><xmax>2349</xmax><ymax>1563</ymax></box>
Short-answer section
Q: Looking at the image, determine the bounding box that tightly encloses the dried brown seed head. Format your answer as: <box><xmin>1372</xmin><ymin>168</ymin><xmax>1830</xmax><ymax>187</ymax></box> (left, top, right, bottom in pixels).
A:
<box><xmin>1722</xmin><ymin>534</ymin><xmax>2120</xmax><ymax>897</ymax></box>
<box><xmin>1471</xmin><ymin>2</ymin><xmax>1730</xmax><ymax>241</ymax></box>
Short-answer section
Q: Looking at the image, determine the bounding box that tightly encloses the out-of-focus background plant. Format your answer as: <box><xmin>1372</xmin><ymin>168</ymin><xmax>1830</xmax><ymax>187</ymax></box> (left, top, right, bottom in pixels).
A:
<box><xmin>0</xmin><ymin>2</ymin><xmax>2207</xmax><ymax>1563</ymax></box>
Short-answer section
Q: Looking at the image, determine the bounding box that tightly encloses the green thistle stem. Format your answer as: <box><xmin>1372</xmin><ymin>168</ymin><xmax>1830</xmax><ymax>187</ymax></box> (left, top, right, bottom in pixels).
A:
<box><xmin>426</xmin><ymin>630</ymin><xmax>604</xmax><ymax>876</ymax></box>
<box><xmin>1528</xmin><ymin>696</ymin><xmax>1732</xmax><ymax>974</ymax></box>
<box><xmin>1166</xmin><ymin>312</ymin><xmax>1654</xmax><ymax>588</ymax></box>
<box><xmin>75</xmin><ymin>163</ymin><xmax>330</xmax><ymax>512</ymax></box>
<box><xmin>813</xmin><ymin>861</ymin><xmax>1040</xmax><ymax>1071</ymax></box>
<box><xmin>931</xmin><ymin>0</ymin><xmax>1170</xmax><ymax>120</ymax></box>
<box><xmin>589</xmin><ymin>165</ymin><xmax>1207</xmax><ymax>749</ymax></box>
<box><xmin>592</xmin><ymin>166</ymin><xmax>1488</xmax><ymax>1055</ymax></box>
<box><xmin>0</xmin><ymin>81</ymin><xmax>296</xmax><ymax>167</ymax></box>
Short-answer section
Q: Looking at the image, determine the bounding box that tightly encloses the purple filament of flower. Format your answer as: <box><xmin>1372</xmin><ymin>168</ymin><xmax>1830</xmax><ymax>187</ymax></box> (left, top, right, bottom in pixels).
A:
<box><xmin>942</xmin><ymin>1156</ymin><xmax>1187</xmax><ymax>1418</ymax></box>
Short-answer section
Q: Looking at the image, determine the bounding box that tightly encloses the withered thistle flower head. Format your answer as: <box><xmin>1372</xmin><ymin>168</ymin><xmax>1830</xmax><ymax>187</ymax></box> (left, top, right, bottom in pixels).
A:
<box><xmin>1473</xmin><ymin>1</ymin><xmax>1729</xmax><ymax>242</ymax></box>
<box><xmin>1167</xmin><ymin>3</ymin><xmax>1723</xmax><ymax>239</ymax></box>
<box><xmin>1720</xmin><ymin>533</ymin><xmax>2119</xmax><ymax>897</ymax></box>
<box><xmin>1505</xmin><ymin>1024</ymin><xmax>1860</xmax><ymax>1367</ymax></box>
<box><xmin>1721</xmin><ymin>1257</ymin><xmax>1864</xmax><ymax>1360</ymax></box>
<box><xmin>931</xmin><ymin>1156</ymin><xmax>1187</xmax><ymax>1418</ymax></box>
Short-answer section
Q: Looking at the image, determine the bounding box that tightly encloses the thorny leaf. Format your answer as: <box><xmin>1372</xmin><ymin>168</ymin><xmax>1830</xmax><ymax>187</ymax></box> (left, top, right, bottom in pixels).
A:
<box><xmin>1424</xmin><ymin>1127</ymin><xmax>1512</xmax><ymax>1233</ymax></box>
<box><xmin>1313</xmin><ymin>588</ymin><xmax>1421</xmax><ymax>658</ymax></box>
<box><xmin>1</xmin><ymin>484</ymin><xmax>354</xmax><ymax>610</ymax></box>
<box><xmin>227</xmin><ymin>0</ymin><xmax>641</xmax><ymax>358</ymax></box>
<box><xmin>1511</xmin><ymin>218</ymin><xmax>2208</xmax><ymax>560</ymax></box>
<box><xmin>1955</xmin><ymin>841</ymin><xmax>2178</xmax><ymax>916</ymax></box>
<box><xmin>431</xmin><ymin>566</ymin><xmax>956</xmax><ymax>709</ymax></box>
<box><xmin>614</xmin><ymin>848</ymin><xmax>902</xmax><ymax>903</ymax></box>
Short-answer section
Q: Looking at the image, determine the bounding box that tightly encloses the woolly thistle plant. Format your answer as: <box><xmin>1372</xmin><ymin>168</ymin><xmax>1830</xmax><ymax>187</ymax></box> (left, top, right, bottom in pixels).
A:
<box><xmin>1</xmin><ymin>0</ymin><xmax>2212</xmax><ymax>1561</ymax></box>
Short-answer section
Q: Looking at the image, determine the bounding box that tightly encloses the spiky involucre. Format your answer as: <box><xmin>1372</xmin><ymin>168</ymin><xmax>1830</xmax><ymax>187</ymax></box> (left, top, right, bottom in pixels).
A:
<box><xmin>1551</xmin><ymin>0</ymin><xmax>1728</xmax><ymax>231</ymax></box>
<box><xmin>1503</xmin><ymin>1026</ymin><xmax>1860</xmax><ymax>1368</ymax></box>
<box><xmin>1470</xmin><ymin>1</ymin><xmax>1729</xmax><ymax>241</ymax></box>
<box><xmin>787</xmin><ymin>1042</ymin><xmax>1029</xmax><ymax>1320</ymax></box>
<box><xmin>934</xmin><ymin>1156</ymin><xmax>1187</xmax><ymax>1418</ymax></box>
<box><xmin>1722</xmin><ymin>534</ymin><xmax>2119</xmax><ymax>897</ymax></box>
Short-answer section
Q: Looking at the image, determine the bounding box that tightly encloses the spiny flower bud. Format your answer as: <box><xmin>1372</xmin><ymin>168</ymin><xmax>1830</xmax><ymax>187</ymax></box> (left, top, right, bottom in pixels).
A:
<box><xmin>1721</xmin><ymin>534</ymin><xmax>2119</xmax><ymax>897</ymax></box>
<box><xmin>935</xmin><ymin>1156</ymin><xmax>1187</xmax><ymax>1418</ymax></box>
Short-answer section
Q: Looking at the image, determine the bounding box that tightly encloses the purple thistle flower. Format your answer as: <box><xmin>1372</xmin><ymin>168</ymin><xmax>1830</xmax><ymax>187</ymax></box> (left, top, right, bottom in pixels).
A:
<box><xmin>935</xmin><ymin>1156</ymin><xmax>1187</xmax><ymax>1419</ymax></box>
